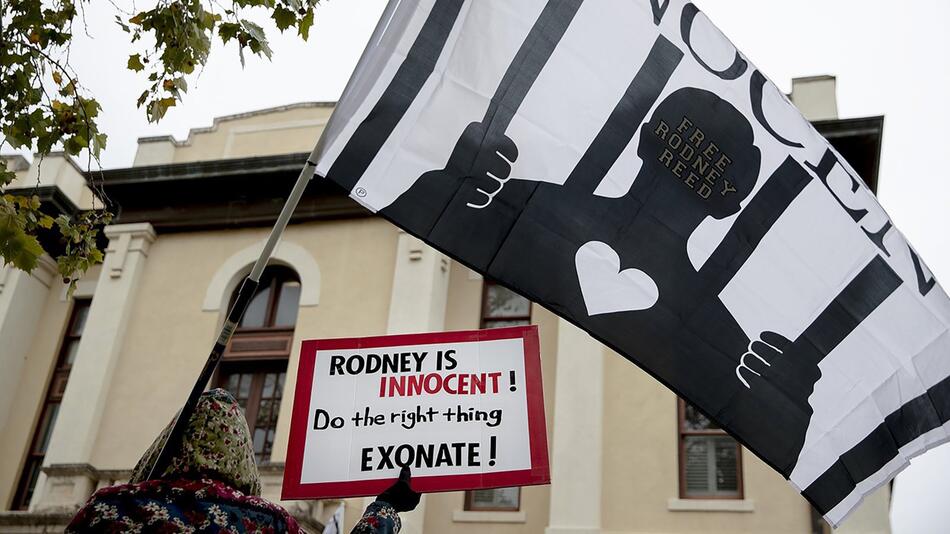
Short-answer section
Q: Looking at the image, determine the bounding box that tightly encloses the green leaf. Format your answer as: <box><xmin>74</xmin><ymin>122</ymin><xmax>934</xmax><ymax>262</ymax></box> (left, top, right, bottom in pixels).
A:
<box><xmin>127</xmin><ymin>53</ymin><xmax>145</xmax><ymax>72</ymax></box>
<box><xmin>92</xmin><ymin>133</ymin><xmax>108</xmax><ymax>156</ymax></box>
<box><xmin>218</xmin><ymin>22</ymin><xmax>241</xmax><ymax>43</ymax></box>
<box><xmin>148</xmin><ymin>97</ymin><xmax>177</xmax><ymax>122</ymax></box>
<box><xmin>81</xmin><ymin>98</ymin><xmax>102</xmax><ymax>120</ymax></box>
<box><xmin>199</xmin><ymin>10</ymin><xmax>217</xmax><ymax>30</ymax></box>
<box><xmin>298</xmin><ymin>9</ymin><xmax>315</xmax><ymax>40</ymax></box>
<box><xmin>242</xmin><ymin>20</ymin><xmax>268</xmax><ymax>43</ymax></box>
<box><xmin>64</xmin><ymin>134</ymin><xmax>88</xmax><ymax>155</ymax></box>
<box><xmin>4</xmin><ymin>125</ymin><xmax>30</xmax><ymax>149</ymax></box>
<box><xmin>0</xmin><ymin>213</ymin><xmax>44</xmax><ymax>273</ymax></box>
<box><xmin>272</xmin><ymin>6</ymin><xmax>297</xmax><ymax>32</ymax></box>
<box><xmin>241</xmin><ymin>21</ymin><xmax>273</xmax><ymax>59</ymax></box>
<box><xmin>0</xmin><ymin>163</ymin><xmax>15</xmax><ymax>187</ymax></box>
<box><xmin>60</xmin><ymin>81</ymin><xmax>75</xmax><ymax>96</ymax></box>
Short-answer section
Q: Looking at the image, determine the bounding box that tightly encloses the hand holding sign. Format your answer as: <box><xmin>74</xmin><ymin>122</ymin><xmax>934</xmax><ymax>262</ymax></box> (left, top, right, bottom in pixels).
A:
<box><xmin>377</xmin><ymin>466</ymin><xmax>421</xmax><ymax>512</ymax></box>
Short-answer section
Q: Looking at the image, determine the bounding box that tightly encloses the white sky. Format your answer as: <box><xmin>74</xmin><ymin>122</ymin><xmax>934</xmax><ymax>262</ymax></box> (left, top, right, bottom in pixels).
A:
<box><xmin>12</xmin><ymin>1</ymin><xmax>949</xmax><ymax>531</ymax></box>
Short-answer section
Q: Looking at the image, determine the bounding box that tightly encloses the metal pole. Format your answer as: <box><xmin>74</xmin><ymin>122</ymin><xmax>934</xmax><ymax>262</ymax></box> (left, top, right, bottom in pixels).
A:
<box><xmin>144</xmin><ymin>155</ymin><xmax>319</xmax><ymax>482</ymax></box>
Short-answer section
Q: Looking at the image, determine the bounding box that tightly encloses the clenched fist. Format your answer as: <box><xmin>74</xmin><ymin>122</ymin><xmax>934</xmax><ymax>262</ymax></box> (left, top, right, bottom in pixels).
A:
<box><xmin>381</xmin><ymin>120</ymin><xmax>534</xmax><ymax>270</ymax></box>
<box><xmin>736</xmin><ymin>331</ymin><xmax>790</xmax><ymax>389</ymax></box>
<box><xmin>441</xmin><ymin>122</ymin><xmax>520</xmax><ymax>209</ymax></box>
<box><xmin>736</xmin><ymin>330</ymin><xmax>822</xmax><ymax>426</ymax></box>
<box><xmin>731</xmin><ymin>329</ymin><xmax>828</xmax><ymax>473</ymax></box>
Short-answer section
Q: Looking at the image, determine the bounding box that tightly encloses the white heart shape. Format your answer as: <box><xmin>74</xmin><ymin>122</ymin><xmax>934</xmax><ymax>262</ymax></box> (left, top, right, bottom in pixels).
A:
<box><xmin>575</xmin><ymin>241</ymin><xmax>660</xmax><ymax>316</ymax></box>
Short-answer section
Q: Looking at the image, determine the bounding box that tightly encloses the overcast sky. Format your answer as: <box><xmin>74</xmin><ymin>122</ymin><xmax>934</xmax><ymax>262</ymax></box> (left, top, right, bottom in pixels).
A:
<box><xmin>10</xmin><ymin>1</ymin><xmax>949</xmax><ymax>530</ymax></box>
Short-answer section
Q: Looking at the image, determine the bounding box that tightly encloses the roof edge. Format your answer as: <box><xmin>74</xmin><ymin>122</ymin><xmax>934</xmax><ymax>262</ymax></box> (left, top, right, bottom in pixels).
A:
<box><xmin>136</xmin><ymin>101</ymin><xmax>337</xmax><ymax>147</ymax></box>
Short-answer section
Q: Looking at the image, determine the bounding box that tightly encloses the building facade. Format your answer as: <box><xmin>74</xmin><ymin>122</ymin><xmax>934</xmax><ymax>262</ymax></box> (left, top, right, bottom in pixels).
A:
<box><xmin>0</xmin><ymin>77</ymin><xmax>891</xmax><ymax>533</ymax></box>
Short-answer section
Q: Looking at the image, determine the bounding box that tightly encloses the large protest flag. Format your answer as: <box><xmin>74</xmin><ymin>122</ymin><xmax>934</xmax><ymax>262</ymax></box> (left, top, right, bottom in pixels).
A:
<box><xmin>309</xmin><ymin>0</ymin><xmax>950</xmax><ymax>526</ymax></box>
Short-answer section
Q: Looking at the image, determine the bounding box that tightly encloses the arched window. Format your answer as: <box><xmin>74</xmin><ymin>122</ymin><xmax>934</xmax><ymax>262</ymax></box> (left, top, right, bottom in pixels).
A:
<box><xmin>234</xmin><ymin>266</ymin><xmax>302</xmax><ymax>329</ymax></box>
<box><xmin>217</xmin><ymin>265</ymin><xmax>301</xmax><ymax>463</ymax></box>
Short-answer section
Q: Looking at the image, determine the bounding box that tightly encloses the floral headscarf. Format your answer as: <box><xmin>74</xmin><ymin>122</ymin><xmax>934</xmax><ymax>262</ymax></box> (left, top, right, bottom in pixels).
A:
<box><xmin>129</xmin><ymin>388</ymin><xmax>261</xmax><ymax>496</ymax></box>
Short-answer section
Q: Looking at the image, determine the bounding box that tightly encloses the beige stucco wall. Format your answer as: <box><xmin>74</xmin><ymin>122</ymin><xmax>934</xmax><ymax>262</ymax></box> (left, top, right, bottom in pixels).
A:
<box><xmin>133</xmin><ymin>104</ymin><xmax>334</xmax><ymax>166</ymax></box>
<box><xmin>5</xmin><ymin>153</ymin><xmax>97</xmax><ymax>210</ymax></box>
<box><xmin>89</xmin><ymin>217</ymin><xmax>399</xmax><ymax>470</ymax></box>
<box><xmin>601</xmin><ymin>350</ymin><xmax>813</xmax><ymax>534</ymax></box>
<box><xmin>0</xmin><ymin>265</ymin><xmax>99</xmax><ymax>509</ymax></box>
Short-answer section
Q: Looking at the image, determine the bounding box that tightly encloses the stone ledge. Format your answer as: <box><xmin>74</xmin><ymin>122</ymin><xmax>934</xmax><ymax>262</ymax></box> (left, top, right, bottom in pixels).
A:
<box><xmin>96</xmin><ymin>469</ymin><xmax>132</xmax><ymax>482</ymax></box>
<box><xmin>41</xmin><ymin>463</ymin><xmax>98</xmax><ymax>479</ymax></box>
<box><xmin>0</xmin><ymin>510</ymin><xmax>74</xmax><ymax>527</ymax></box>
<box><xmin>666</xmin><ymin>497</ymin><xmax>755</xmax><ymax>512</ymax></box>
<box><xmin>452</xmin><ymin>510</ymin><xmax>527</xmax><ymax>523</ymax></box>
<box><xmin>257</xmin><ymin>461</ymin><xmax>286</xmax><ymax>475</ymax></box>
<box><xmin>41</xmin><ymin>463</ymin><xmax>131</xmax><ymax>482</ymax></box>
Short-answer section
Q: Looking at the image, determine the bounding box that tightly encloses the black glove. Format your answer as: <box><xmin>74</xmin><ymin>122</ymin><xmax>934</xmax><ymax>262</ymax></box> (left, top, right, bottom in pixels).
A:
<box><xmin>377</xmin><ymin>466</ymin><xmax>421</xmax><ymax>512</ymax></box>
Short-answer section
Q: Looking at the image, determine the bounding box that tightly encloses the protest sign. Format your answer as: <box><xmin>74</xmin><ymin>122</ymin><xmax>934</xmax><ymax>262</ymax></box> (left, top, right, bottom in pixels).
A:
<box><xmin>282</xmin><ymin>325</ymin><xmax>549</xmax><ymax>500</ymax></box>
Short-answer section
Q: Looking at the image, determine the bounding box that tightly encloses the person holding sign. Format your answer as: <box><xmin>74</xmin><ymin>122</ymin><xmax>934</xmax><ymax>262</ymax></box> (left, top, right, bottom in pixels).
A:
<box><xmin>66</xmin><ymin>389</ymin><xmax>306</xmax><ymax>533</ymax></box>
<box><xmin>66</xmin><ymin>389</ymin><xmax>422</xmax><ymax>533</ymax></box>
<box><xmin>352</xmin><ymin>466</ymin><xmax>422</xmax><ymax>534</ymax></box>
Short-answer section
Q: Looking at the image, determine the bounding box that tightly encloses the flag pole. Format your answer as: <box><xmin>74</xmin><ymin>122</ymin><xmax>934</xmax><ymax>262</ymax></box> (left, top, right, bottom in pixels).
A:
<box><xmin>144</xmin><ymin>154</ymin><xmax>320</xmax><ymax>481</ymax></box>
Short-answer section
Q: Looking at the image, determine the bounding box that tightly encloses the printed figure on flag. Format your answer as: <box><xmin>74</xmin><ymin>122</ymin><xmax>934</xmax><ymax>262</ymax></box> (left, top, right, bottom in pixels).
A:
<box><xmin>314</xmin><ymin>0</ymin><xmax>950</xmax><ymax>525</ymax></box>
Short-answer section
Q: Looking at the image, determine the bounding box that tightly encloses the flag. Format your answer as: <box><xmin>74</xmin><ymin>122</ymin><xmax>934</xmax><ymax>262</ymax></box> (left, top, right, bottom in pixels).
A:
<box><xmin>312</xmin><ymin>0</ymin><xmax>950</xmax><ymax>525</ymax></box>
<box><xmin>323</xmin><ymin>503</ymin><xmax>344</xmax><ymax>534</ymax></box>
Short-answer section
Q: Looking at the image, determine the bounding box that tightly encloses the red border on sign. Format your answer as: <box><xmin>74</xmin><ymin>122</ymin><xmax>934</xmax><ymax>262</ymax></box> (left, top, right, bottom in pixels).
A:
<box><xmin>282</xmin><ymin>326</ymin><xmax>549</xmax><ymax>500</ymax></box>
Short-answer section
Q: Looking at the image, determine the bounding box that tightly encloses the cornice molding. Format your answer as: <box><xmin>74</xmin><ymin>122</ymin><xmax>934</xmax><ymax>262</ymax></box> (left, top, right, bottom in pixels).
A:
<box><xmin>103</xmin><ymin>223</ymin><xmax>157</xmax><ymax>278</ymax></box>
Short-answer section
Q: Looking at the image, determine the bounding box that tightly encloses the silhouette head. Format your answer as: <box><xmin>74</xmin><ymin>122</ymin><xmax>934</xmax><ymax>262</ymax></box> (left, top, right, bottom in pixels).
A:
<box><xmin>635</xmin><ymin>87</ymin><xmax>760</xmax><ymax>220</ymax></box>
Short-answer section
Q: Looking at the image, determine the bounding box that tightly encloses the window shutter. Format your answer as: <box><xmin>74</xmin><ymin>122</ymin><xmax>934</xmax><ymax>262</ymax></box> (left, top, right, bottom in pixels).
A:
<box><xmin>684</xmin><ymin>437</ymin><xmax>711</xmax><ymax>494</ymax></box>
<box><xmin>713</xmin><ymin>436</ymin><xmax>739</xmax><ymax>492</ymax></box>
<box><xmin>468</xmin><ymin>487</ymin><xmax>520</xmax><ymax>510</ymax></box>
<box><xmin>679</xmin><ymin>399</ymin><xmax>742</xmax><ymax>499</ymax></box>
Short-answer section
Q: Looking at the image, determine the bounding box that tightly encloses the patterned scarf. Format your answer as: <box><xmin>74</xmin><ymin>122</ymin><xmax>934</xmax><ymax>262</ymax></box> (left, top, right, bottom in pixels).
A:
<box><xmin>129</xmin><ymin>388</ymin><xmax>261</xmax><ymax>496</ymax></box>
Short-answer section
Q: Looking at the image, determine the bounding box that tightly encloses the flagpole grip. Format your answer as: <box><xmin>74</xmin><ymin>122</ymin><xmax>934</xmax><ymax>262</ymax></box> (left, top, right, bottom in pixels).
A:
<box><xmin>144</xmin><ymin>157</ymin><xmax>319</xmax><ymax>481</ymax></box>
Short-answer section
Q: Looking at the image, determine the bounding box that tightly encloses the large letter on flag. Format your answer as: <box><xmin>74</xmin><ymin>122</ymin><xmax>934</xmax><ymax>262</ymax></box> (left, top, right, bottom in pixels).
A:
<box><xmin>312</xmin><ymin>0</ymin><xmax>950</xmax><ymax>525</ymax></box>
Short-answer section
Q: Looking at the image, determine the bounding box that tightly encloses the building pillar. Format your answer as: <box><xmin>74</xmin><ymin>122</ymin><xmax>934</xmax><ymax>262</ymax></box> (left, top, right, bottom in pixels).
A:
<box><xmin>377</xmin><ymin>231</ymin><xmax>450</xmax><ymax>534</ymax></box>
<box><xmin>31</xmin><ymin>223</ymin><xmax>156</xmax><ymax>511</ymax></box>
<box><xmin>0</xmin><ymin>255</ymin><xmax>58</xmax><ymax>433</ymax></box>
<box><xmin>386</xmin><ymin>232</ymin><xmax>450</xmax><ymax>334</ymax></box>
<box><xmin>546</xmin><ymin>320</ymin><xmax>604</xmax><ymax>534</ymax></box>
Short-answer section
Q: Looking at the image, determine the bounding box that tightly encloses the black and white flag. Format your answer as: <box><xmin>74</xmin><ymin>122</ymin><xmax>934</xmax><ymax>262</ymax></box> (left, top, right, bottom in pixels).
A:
<box><xmin>312</xmin><ymin>0</ymin><xmax>950</xmax><ymax>525</ymax></box>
